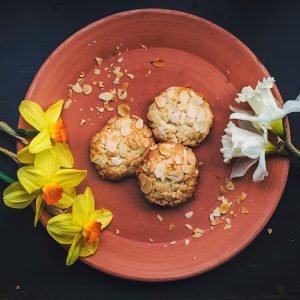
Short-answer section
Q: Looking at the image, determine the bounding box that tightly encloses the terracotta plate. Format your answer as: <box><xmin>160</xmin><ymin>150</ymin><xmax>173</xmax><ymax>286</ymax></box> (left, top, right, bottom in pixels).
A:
<box><xmin>19</xmin><ymin>9</ymin><xmax>289</xmax><ymax>281</ymax></box>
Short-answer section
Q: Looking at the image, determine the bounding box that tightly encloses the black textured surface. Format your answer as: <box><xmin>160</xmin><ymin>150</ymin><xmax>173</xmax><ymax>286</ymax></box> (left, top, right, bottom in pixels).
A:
<box><xmin>0</xmin><ymin>0</ymin><xmax>299</xmax><ymax>299</ymax></box>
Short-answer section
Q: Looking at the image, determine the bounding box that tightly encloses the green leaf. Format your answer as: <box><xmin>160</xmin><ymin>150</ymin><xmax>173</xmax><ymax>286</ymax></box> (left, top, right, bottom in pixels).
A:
<box><xmin>0</xmin><ymin>170</ymin><xmax>15</xmax><ymax>184</ymax></box>
<box><xmin>15</xmin><ymin>129</ymin><xmax>39</xmax><ymax>137</ymax></box>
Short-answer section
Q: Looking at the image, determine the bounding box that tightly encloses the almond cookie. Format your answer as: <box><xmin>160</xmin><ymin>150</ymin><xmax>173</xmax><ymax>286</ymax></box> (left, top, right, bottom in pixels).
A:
<box><xmin>136</xmin><ymin>143</ymin><xmax>200</xmax><ymax>206</ymax></box>
<box><xmin>90</xmin><ymin>115</ymin><xmax>155</xmax><ymax>180</ymax></box>
<box><xmin>147</xmin><ymin>86</ymin><xmax>213</xmax><ymax>147</ymax></box>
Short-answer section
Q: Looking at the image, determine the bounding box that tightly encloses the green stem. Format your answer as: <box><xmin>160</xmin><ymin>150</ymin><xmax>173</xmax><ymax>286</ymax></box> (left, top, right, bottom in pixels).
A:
<box><xmin>15</xmin><ymin>129</ymin><xmax>39</xmax><ymax>137</ymax></box>
<box><xmin>0</xmin><ymin>170</ymin><xmax>15</xmax><ymax>184</ymax></box>
<box><xmin>0</xmin><ymin>147</ymin><xmax>19</xmax><ymax>164</ymax></box>
<box><xmin>284</xmin><ymin>139</ymin><xmax>300</xmax><ymax>159</ymax></box>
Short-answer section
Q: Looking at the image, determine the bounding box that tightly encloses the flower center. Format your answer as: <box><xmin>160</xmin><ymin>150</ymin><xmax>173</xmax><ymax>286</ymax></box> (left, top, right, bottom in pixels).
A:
<box><xmin>49</xmin><ymin>119</ymin><xmax>67</xmax><ymax>143</ymax></box>
<box><xmin>82</xmin><ymin>221</ymin><xmax>101</xmax><ymax>244</ymax></box>
<box><xmin>42</xmin><ymin>183</ymin><xmax>63</xmax><ymax>205</ymax></box>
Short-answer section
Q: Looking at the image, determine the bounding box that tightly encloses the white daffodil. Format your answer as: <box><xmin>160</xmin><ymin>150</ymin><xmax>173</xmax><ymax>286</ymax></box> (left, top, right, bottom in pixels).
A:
<box><xmin>220</xmin><ymin>121</ymin><xmax>277</xmax><ymax>182</ymax></box>
<box><xmin>230</xmin><ymin>77</ymin><xmax>300</xmax><ymax>136</ymax></box>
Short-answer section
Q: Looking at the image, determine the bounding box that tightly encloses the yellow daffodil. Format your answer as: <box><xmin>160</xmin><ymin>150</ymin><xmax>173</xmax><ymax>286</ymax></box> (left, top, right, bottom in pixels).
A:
<box><xmin>17</xmin><ymin>99</ymin><xmax>74</xmax><ymax>168</ymax></box>
<box><xmin>47</xmin><ymin>187</ymin><xmax>113</xmax><ymax>266</ymax></box>
<box><xmin>3</xmin><ymin>149</ymin><xmax>86</xmax><ymax>226</ymax></box>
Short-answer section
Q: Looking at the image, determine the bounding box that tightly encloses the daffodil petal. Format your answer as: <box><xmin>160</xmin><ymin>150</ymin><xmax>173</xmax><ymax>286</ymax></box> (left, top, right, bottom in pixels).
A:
<box><xmin>45</xmin><ymin>100</ymin><xmax>64</xmax><ymax>123</ymax></box>
<box><xmin>19</xmin><ymin>100</ymin><xmax>48</xmax><ymax>131</ymax></box>
<box><xmin>3</xmin><ymin>181</ymin><xmax>37</xmax><ymax>209</ymax></box>
<box><xmin>17</xmin><ymin>166</ymin><xmax>46</xmax><ymax>193</ymax></box>
<box><xmin>84</xmin><ymin>187</ymin><xmax>95</xmax><ymax>205</ymax></box>
<box><xmin>52</xmin><ymin>143</ymin><xmax>74</xmax><ymax>168</ymax></box>
<box><xmin>91</xmin><ymin>209</ymin><xmax>113</xmax><ymax>230</ymax></box>
<box><xmin>63</xmin><ymin>187</ymin><xmax>76</xmax><ymax>198</ymax></box>
<box><xmin>47</xmin><ymin>213</ymin><xmax>81</xmax><ymax>244</ymax></box>
<box><xmin>17</xmin><ymin>146</ymin><xmax>35</xmax><ymax>164</ymax></box>
<box><xmin>52</xmin><ymin>169</ymin><xmax>87</xmax><ymax>188</ymax></box>
<box><xmin>72</xmin><ymin>194</ymin><xmax>93</xmax><ymax>226</ymax></box>
<box><xmin>79</xmin><ymin>237</ymin><xmax>99</xmax><ymax>257</ymax></box>
<box><xmin>28</xmin><ymin>130</ymin><xmax>52</xmax><ymax>154</ymax></box>
<box><xmin>66</xmin><ymin>233</ymin><xmax>82</xmax><ymax>266</ymax></box>
<box><xmin>55</xmin><ymin>192</ymin><xmax>74</xmax><ymax>209</ymax></box>
<box><xmin>34</xmin><ymin>149</ymin><xmax>60</xmax><ymax>179</ymax></box>
<box><xmin>34</xmin><ymin>194</ymin><xmax>45</xmax><ymax>227</ymax></box>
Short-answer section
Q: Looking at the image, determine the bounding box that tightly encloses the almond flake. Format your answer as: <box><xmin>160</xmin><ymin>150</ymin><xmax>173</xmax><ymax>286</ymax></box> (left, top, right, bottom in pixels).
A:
<box><xmin>267</xmin><ymin>228</ymin><xmax>273</xmax><ymax>235</ymax></box>
<box><xmin>99</xmin><ymin>81</ymin><xmax>104</xmax><ymax>88</ymax></box>
<box><xmin>192</xmin><ymin>228</ymin><xmax>203</xmax><ymax>238</ymax></box>
<box><xmin>115</xmin><ymin>229</ymin><xmax>120</xmax><ymax>235</ymax></box>
<box><xmin>64</xmin><ymin>99</ymin><xmax>72</xmax><ymax>110</ymax></box>
<box><xmin>225</xmin><ymin>218</ymin><xmax>231</xmax><ymax>225</ymax></box>
<box><xmin>141</xmin><ymin>178</ymin><xmax>152</xmax><ymax>194</ymax></box>
<box><xmin>185</xmin><ymin>211</ymin><xmax>193</xmax><ymax>219</ymax></box>
<box><xmin>151</xmin><ymin>58</ymin><xmax>164</xmax><ymax>67</ymax></box>
<box><xmin>117</xmin><ymin>103</ymin><xmax>130</xmax><ymax>117</ymax></box>
<box><xmin>209</xmin><ymin>214</ymin><xmax>215</xmax><ymax>223</ymax></box>
<box><xmin>126</xmin><ymin>73</ymin><xmax>134</xmax><ymax>79</ymax></box>
<box><xmin>95</xmin><ymin>57</ymin><xmax>103</xmax><ymax>65</ymax></box>
<box><xmin>184</xmin><ymin>224</ymin><xmax>193</xmax><ymax>231</ymax></box>
<box><xmin>169</xmin><ymin>240</ymin><xmax>176</xmax><ymax>245</ymax></box>
<box><xmin>72</xmin><ymin>82</ymin><xmax>83</xmax><ymax>93</ymax></box>
<box><xmin>156</xmin><ymin>214</ymin><xmax>163</xmax><ymax>222</ymax></box>
<box><xmin>80</xmin><ymin>119</ymin><xmax>86</xmax><ymax>126</ymax></box>
<box><xmin>154</xmin><ymin>162</ymin><xmax>165</xmax><ymax>179</ymax></box>
<box><xmin>169</xmin><ymin>223</ymin><xmax>175</xmax><ymax>231</ymax></box>
<box><xmin>220</xmin><ymin>202</ymin><xmax>232</xmax><ymax>214</ymax></box>
<box><xmin>138</xmin><ymin>43</ymin><xmax>148</xmax><ymax>49</ymax></box>
<box><xmin>212</xmin><ymin>207</ymin><xmax>221</xmax><ymax>217</ymax></box>
<box><xmin>99</xmin><ymin>92</ymin><xmax>113</xmax><ymax>101</ymax></box>
<box><xmin>211</xmin><ymin>217</ymin><xmax>220</xmax><ymax>226</ymax></box>
<box><xmin>135</xmin><ymin>118</ymin><xmax>144</xmax><ymax>129</ymax></box>
<box><xmin>117</xmin><ymin>57</ymin><xmax>124</xmax><ymax>63</ymax></box>
<box><xmin>111</xmin><ymin>157</ymin><xmax>122</xmax><ymax>166</ymax></box>
<box><xmin>224</xmin><ymin>224</ymin><xmax>232</xmax><ymax>230</ymax></box>
<box><xmin>236</xmin><ymin>192</ymin><xmax>247</xmax><ymax>204</ymax></box>
<box><xmin>241</xmin><ymin>207</ymin><xmax>249</xmax><ymax>214</ymax></box>
<box><xmin>219</xmin><ymin>185</ymin><xmax>226</xmax><ymax>195</ymax></box>
<box><xmin>184</xmin><ymin>239</ymin><xmax>190</xmax><ymax>246</ymax></box>
<box><xmin>155</xmin><ymin>96</ymin><xmax>166</xmax><ymax>108</ymax></box>
<box><xmin>83</xmin><ymin>84</ymin><xmax>92</xmax><ymax>95</ymax></box>
<box><xmin>182</xmin><ymin>164</ymin><xmax>193</xmax><ymax>174</ymax></box>
<box><xmin>225</xmin><ymin>179</ymin><xmax>235</xmax><ymax>191</ymax></box>
<box><xmin>79</xmin><ymin>72</ymin><xmax>85</xmax><ymax>78</ymax></box>
<box><xmin>149</xmin><ymin>238</ymin><xmax>154</xmax><ymax>243</ymax></box>
<box><xmin>118</xmin><ymin>89</ymin><xmax>127</xmax><ymax>100</ymax></box>
<box><xmin>94</xmin><ymin>68</ymin><xmax>101</xmax><ymax>75</ymax></box>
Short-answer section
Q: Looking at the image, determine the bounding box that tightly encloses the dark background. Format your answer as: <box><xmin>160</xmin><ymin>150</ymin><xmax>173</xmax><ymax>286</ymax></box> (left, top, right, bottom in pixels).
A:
<box><xmin>0</xmin><ymin>0</ymin><xmax>299</xmax><ymax>299</ymax></box>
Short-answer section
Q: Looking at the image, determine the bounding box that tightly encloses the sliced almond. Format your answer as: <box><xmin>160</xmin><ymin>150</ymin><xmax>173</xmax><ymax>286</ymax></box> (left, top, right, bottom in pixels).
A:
<box><xmin>174</xmin><ymin>155</ymin><xmax>182</xmax><ymax>165</ymax></box>
<box><xmin>151</xmin><ymin>58</ymin><xmax>164</xmax><ymax>67</ymax></box>
<box><xmin>169</xmin><ymin>223</ymin><xmax>175</xmax><ymax>231</ymax></box>
<box><xmin>115</xmin><ymin>229</ymin><xmax>120</xmax><ymax>235</ymax></box>
<box><xmin>141</xmin><ymin>178</ymin><xmax>152</xmax><ymax>194</ymax></box>
<box><xmin>99</xmin><ymin>92</ymin><xmax>113</xmax><ymax>101</ymax></box>
<box><xmin>138</xmin><ymin>174</ymin><xmax>148</xmax><ymax>186</ymax></box>
<box><xmin>94</xmin><ymin>68</ymin><xmax>101</xmax><ymax>75</ymax></box>
<box><xmin>179</xmin><ymin>90</ymin><xmax>189</xmax><ymax>103</ymax></box>
<box><xmin>117</xmin><ymin>104</ymin><xmax>130</xmax><ymax>117</ymax></box>
<box><xmin>219</xmin><ymin>185</ymin><xmax>226</xmax><ymax>195</ymax></box>
<box><xmin>184</xmin><ymin>239</ymin><xmax>190</xmax><ymax>246</ymax></box>
<box><xmin>220</xmin><ymin>202</ymin><xmax>233</xmax><ymax>214</ymax></box>
<box><xmin>111</xmin><ymin>157</ymin><xmax>122</xmax><ymax>166</ymax></box>
<box><xmin>138</xmin><ymin>43</ymin><xmax>148</xmax><ymax>49</ymax></box>
<box><xmin>224</xmin><ymin>224</ymin><xmax>232</xmax><ymax>230</ymax></box>
<box><xmin>107</xmin><ymin>141</ymin><xmax>117</xmax><ymax>153</ymax></box>
<box><xmin>185</xmin><ymin>211</ymin><xmax>193</xmax><ymax>219</ymax></box>
<box><xmin>267</xmin><ymin>228</ymin><xmax>272</xmax><ymax>235</ymax></box>
<box><xmin>187</xmin><ymin>151</ymin><xmax>196</xmax><ymax>166</ymax></box>
<box><xmin>118</xmin><ymin>89</ymin><xmax>127</xmax><ymax>100</ymax></box>
<box><xmin>185</xmin><ymin>224</ymin><xmax>193</xmax><ymax>231</ymax></box>
<box><xmin>211</xmin><ymin>217</ymin><xmax>220</xmax><ymax>226</ymax></box>
<box><xmin>95</xmin><ymin>57</ymin><xmax>103</xmax><ymax>65</ymax></box>
<box><xmin>64</xmin><ymin>99</ymin><xmax>72</xmax><ymax>110</ymax></box>
<box><xmin>236</xmin><ymin>192</ymin><xmax>247</xmax><ymax>204</ymax></box>
<box><xmin>83</xmin><ymin>84</ymin><xmax>92</xmax><ymax>95</ymax></box>
<box><xmin>120</xmin><ymin>119</ymin><xmax>131</xmax><ymax>136</ymax></box>
<box><xmin>241</xmin><ymin>207</ymin><xmax>249</xmax><ymax>214</ymax></box>
<box><xmin>119</xmin><ymin>143</ymin><xmax>128</xmax><ymax>158</ymax></box>
<box><xmin>156</xmin><ymin>214</ymin><xmax>163</xmax><ymax>222</ymax></box>
<box><xmin>135</xmin><ymin>118</ymin><xmax>144</xmax><ymax>129</ymax></box>
<box><xmin>117</xmin><ymin>57</ymin><xmax>124</xmax><ymax>63</ymax></box>
<box><xmin>158</xmin><ymin>143</ymin><xmax>173</xmax><ymax>157</ymax></box>
<box><xmin>72</xmin><ymin>82</ymin><xmax>83</xmax><ymax>93</ymax></box>
<box><xmin>126</xmin><ymin>73</ymin><xmax>134</xmax><ymax>79</ymax></box>
<box><xmin>155</xmin><ymin>96</ymin><xmax>166</xmax><ymax>108</ymax></box>
<box><xmin>225</xmin><ymin>179</ymin><xmax>235</xmax><ymax>191</ymax></box>
<box><xmin>154</xmin><ymin>162</ymin><xmax>166</xmax><ymax>179</ymax></box>
<box><xmin>167</xmin><ymin>170</ymin><xmax>184</xmax><ymax>182</ymax></box>
<box><xmin>182</xmin><ymin>164</ymin><xmax>193</xmax><ymax>174</ymax></box>
<box><xmin>212</xmin><ymin>207</ymin><xmax>221</xmax><ymax>217</ymax></box>
<box><xmin>192</xmin><ymin>228</ymin><xmax>204</xmax><ymax>238</ymax></box>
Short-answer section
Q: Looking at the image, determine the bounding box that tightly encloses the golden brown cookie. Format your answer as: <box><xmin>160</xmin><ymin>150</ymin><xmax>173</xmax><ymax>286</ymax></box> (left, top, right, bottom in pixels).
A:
<box><xmin>136</xmin><ymin>142</ymin><xmax>200</xmax><ymax>207</ymax></box>
<box><xmin>147</xmin><ymin>86</ymin><xmax>213</xmax><ymax>147</ymax></box>
<box><xmin>90</xmin><ymin>115</ymin><xmax>155</xmax><ymax>180</ymax></box>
